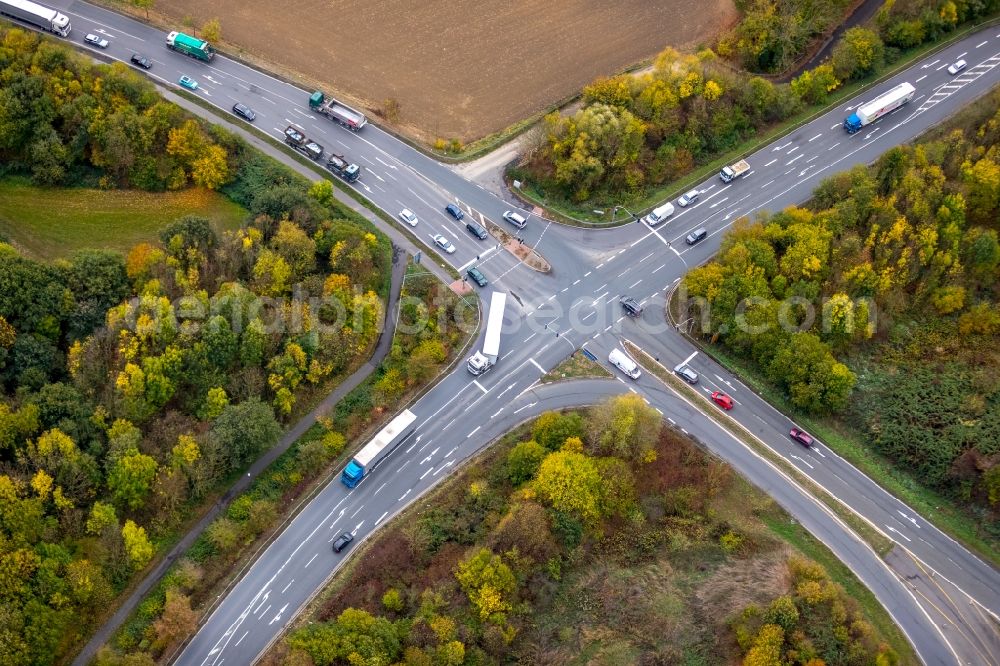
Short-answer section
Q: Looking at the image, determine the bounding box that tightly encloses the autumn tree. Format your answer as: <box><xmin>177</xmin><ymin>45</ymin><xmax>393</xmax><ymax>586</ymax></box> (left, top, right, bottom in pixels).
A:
<box><xmin>454</xmin><ymin>547</ymin><xmax>517</xmax><ymax>622</ymax></box>
<box><xmin>533</xmin><ymin>446</ymin><xmax>604</xmax><ymax>523</ymax></box>
<box><xmin>586</xmin><ymin>394</ymin><xmax>661</xmax><ymax>461</ymax></box>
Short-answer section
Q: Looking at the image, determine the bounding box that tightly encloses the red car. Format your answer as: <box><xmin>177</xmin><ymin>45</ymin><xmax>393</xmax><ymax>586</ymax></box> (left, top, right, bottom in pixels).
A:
<box><xmin>789</xmin><ymin>427</ymin><xmax>814</xmax><ymax>447</ymax></box>
<box><xmin>711</xmin><ymin>391</ymin><xmax>734</xmax><ymax>410</ymax></box>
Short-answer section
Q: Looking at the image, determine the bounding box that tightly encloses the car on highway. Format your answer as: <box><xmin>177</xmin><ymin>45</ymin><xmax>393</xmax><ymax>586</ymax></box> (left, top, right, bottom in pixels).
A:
<box><xmin>620</xmin><ymin>296</ymin><xmax>643</xmax><ymax>317</ymax></box>
<box><xmin>433</xmin><ymin>234</ymin><xmax>456</xmax><ymax>254</ymax></box>
<box><xmin>466</xmin><ymin>266</ymin><xmax>488</xmax><ymax>287</ymax></box>
<box><xmin>677</xmin><ymin>189</ymin><xmax>700</xmax><ymax>207</ymax></box>
<box><xmin>947</xmin><ymin>59</ymin><xmax>967</xmax><ymax>75</ymax></box>
<box><xmin>84</xmin><ymin>33</ymin><xmax>109</xmax><ymax>49</ymax></box>
<box><xmin>130</xmin><ymin>53</ymin><xmax>152</xmax><ymax>69</ymax></box>
<box><xmin>711</xmin><ymin>391</ymin><xmax>734</xmax><ymax>410</ymax></box>
<box><xmin>232</xmin><ymin>103</ymin><xmax>256</xmax><ymax>122</ymax></box>
<box><xmin>445</xmin><ymin>203</ymin><xmax>464</xmax><ymax>220</ymax></box>
<box><xmin>399</xmin><ymin>209</ymin><xmax>418</xmax><ymax>227</ymax></box>
<box><xmin>332</xmin><ymin>532</ymin><xmax>354</xmax><ymax>553</ymax></box>
<box><xmin>685</xmin><ymin>228</ymin><xmax>708</xmax><ymax>245</ymax></box>
<box><xmin>674</xmin><ymin>364</ymin><xmax>699</xmax><ymax>384</ymax></box>
<box><xmin>178</xmin><ymin>75</ymin><xmax>199</xmax><ymax>91</ymax></box>
<box><xmin>466</xmin><ymin>221</ymin><xmax>488</xmax><ymax>240</ymax></box>
<box><xmin>503</xmin><ymin>210</ymin><xmax>527</xmax><ymax>229</ymax></box>
<box><xmin>789</xmin><ymin>427</ymin><xmax>814</xmax><ymax>447</ymax></box>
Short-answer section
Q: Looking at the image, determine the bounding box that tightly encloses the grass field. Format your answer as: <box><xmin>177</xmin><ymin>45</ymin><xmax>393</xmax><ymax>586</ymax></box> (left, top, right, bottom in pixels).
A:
<box><xmin>0</xmin><ymin>178</ymin><xmax>247</xmax><ymax>259</ymax></box>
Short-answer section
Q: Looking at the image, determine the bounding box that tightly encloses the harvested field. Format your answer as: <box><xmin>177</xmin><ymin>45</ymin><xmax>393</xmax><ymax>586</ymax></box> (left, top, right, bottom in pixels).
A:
<box><xmin>154</xmin><ymin>0</ymin><xmax>738</xmax><ymax>142</ymax></box>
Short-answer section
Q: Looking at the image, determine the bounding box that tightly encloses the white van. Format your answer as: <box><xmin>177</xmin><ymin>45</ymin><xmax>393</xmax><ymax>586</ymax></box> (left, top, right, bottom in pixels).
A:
<box><xmin>609</xmin><ymin>348</ymin><xmax>641</xmax><ymax>379</ymax></box>
<box><xmin>643</xmin><ymin>202</ymin><xmax>675</xmax><ymax>227</ymax></box>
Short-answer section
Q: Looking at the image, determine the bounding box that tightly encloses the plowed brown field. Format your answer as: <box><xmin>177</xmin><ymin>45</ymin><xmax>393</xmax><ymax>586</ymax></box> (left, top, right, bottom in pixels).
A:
<box><xmin>156</xmin><ymin>0</ymin><xmax>737</xmax><ymax>142</ymax></box>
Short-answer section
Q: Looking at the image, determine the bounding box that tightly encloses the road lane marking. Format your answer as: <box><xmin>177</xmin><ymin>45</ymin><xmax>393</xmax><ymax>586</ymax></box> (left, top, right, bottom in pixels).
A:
<box><xmin>420</xmin><ymin>468</ymin><xmax>432</xmax><ymax>480</ymax></box>
<box><xmin>787</xmin><ymin>154</ymin><xmax>803</xmax><ymax>165</ymax></box>
<box><xmin>808</xmin><ymin>133</ymin><xmax>822</xmax><ymax>142</ymax></box>
<box><xmin>375</xmin><ymin>511</ymin><xmax>388</xmax><ymax>526</ymax></box>
<box><xmin>529</xmin><ymin>358</ymin><xmax>546</xmax><ymax>373</ymax></box>
<box><xmin>629</xmin><ymin>279</ymin><xmax>643</xmax><ymax>288</ymax></box>
<box><xmin>472</xmin><ymin>380</ymin><xmax>488</xmax><ymax>394</ymax></box>
<box><xmin>491</xmin><ymin>408</ymin><xmax>504</xmax><ymax>418</ymax></box>
<box><xmin>304</xmin><ymin>554</ymin><xmax>318</xmax><ymax>568</ymax></box>
<box><xmin>786</xmin><ymin>146</ymin><xmax>799</xmax><ymax>154</ymax></box>
<box><xmin>830</xmin><ymin>123</ymin><xmax>840</xmax><ymax>129</ymax></box>
<box><xmin>235</xmin><ymin>630</ymin><xmax>249</xmax><ymax>646</ymax></box>
<box><xmin>828</xmin><ymin>141</ymin><xmax>840</xmax><ymax>151</ymax></box>
<box><xmin>763</xmin><ymin>158</ymin><xmax>777</xmax><ymax>167</ymax></box>
<box><xmin>682</xmin><ymin>350</ymin><xmax>698</xmax><ymax>365</ymax></box>
<box><xmin>513</xmin><ymin>402</ymin><xmax>536</xmax><ymax>414</ymax></box>
<box><xmin>915</xmin><ymin>74</ymin><xmax>927</xmax><ymax>82</ymax></box>
<box><xmin>373</xmin><ymin>482</ymin><xmax>387</xmax><ymax>496</ymax></box>
<box><xmin>651</xmin><ymin>263</ymin><xmax>667</xmax><ymax>274</ymax></box>
<box><xmin>937</xmin><ymin>63</ymin><xmax>949</xmax><ymax>70</ymax></box>
<box><xmin>350</xmin><ymin>505</ymin><xmax>364</xmax><ymax>518</ymax></box>
<box><xmin>281</xmin><ymin>580</ymin><xmax>293</xmax><ymax>594</ymax></box>
<box><xmin>467</xmin><ymin>425</ymin><xmax>481</xmax><ymax>438</ymax></box>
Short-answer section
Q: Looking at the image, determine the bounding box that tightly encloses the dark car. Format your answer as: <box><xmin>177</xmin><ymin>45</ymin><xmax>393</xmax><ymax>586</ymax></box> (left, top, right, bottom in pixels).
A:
<box><xmin>620</xmin><ymin>296</ymin><xmax>643</xmax><ymax>317</ymax></box>
<box><xmin>789</xmin><ymin>427</ymin><xmax>814</xmax><ymax>447</ymax></box>
<box><xmin>445</xmin><ymin>203</ymin><xmax>464</xmax><ymax>220</ymax></box>
<box><xmin>332</xmin><ymin>532</ymin><xmax>354</xmax><ymax>553</ymax></box>
<box><xmin>466</xmin><ymin>267</ymin><xmax>488</xmax><ymax>287</ymax></box>
<box><xmin>674</xmin><ymin>364</ymin><xmax>699</xmax><ymax>384</ymax></box>
<box><xmin>466</xmin><ymin>221</ymin><xmax>488</xmax><ymax>240</ymax></box>
<box><xmin>685</xmin><ymin>228</ymin><xmax>708</xmax><ymax>245</ymax></box>
<box><xmin>130</xmin><ymin>53</ymin><xmax>152</xmax><ymax>69</ymax></box>
<box><xmin>232</xmin><ymin>103</ymin><xmax>256</xmax><ymax>122</ymax></box>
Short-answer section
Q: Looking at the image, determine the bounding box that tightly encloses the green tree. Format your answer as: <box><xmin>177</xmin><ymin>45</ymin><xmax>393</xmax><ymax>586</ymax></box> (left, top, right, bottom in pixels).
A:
<box><xmin>209</xmin><ymin>398</ymin><xmax>281</xmax><ymax>472</ymax></box>
<box><xmin>586</xmin><ymin>394</ymin><xmax>661</xmax><ymax>460</ymax></box>
<box><xmin>454</xmin><ymin>547</ymin><xmax>517</xmax><ymax>622</ymax></box>
<box><xmin>791</xmin><ymin>64</ymin><xmax>841</xmax><ymax>104</ymax></box>
<box><xmin>86</xmin><ymin>501</ymin><xmax>119</xmax><ymax>535</ymax></box>
<box><xmin>308</xmin><ymin>179</ymin><xmax>334</xmax><ymax>207</ymax></box>
<box><xmin>531</xmin><ymin>411</ymin><xmax>584</xmax><ymax>451</ymax></box>
<box><xmin>122</xmin><ymin>519</ymin><xmax>154</xmax><ymax>569</ymax></box>
<box><xmin>831</xmin><ymin>27</ymin><xmax>885</xmax><ymax>80</ymax></box>
<box><xmin>534</xmin><ymin>447</ymin><xmax>604</xmax><ymax>523</ymax></box>
<box><xmin>191</xmin><ymin>144</ymin><xmax>230</xmax><ymax>190</ymax></box>
<box><xmin>506</xmin><ymin>440</ymin><xmax>546</xmax><ymax>485</ymax></box>
<box><xmin>108</xmin><ymin>449</ymin><xmax>159</xmax><ymax>509</ymax></box>
<box><xmin>201</xmin><ymin>18</ymin><xmax>222</xmax><ymax>43</ymax></box>
<box><xmin>270</xmin><ymin>221</ymin><xmax>317</xmax><ymax>281</ymax></box>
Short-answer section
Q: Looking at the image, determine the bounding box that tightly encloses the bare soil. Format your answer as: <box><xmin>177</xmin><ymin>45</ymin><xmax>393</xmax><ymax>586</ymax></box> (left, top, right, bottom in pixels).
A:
<box><xmin>154</xmin><ymin>0</ymin><xmax>738</xmax><ymax>142</ymax></box>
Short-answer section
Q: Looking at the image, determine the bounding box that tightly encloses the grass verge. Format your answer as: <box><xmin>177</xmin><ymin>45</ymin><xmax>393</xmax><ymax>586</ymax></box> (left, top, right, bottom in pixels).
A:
<box><xmin>623</xmin><ymin>338</ymin><xmax>895</xmax><ymax>557</ymax></box>
<box><xmin>541</xmin><ymin>350</ymin><xmax>613</xmax><ymax>383</ymax></box>
<box><xmin>0</xmin><ymin>177</ymin><xmax>246</xmax><ymax>259</ymax></box>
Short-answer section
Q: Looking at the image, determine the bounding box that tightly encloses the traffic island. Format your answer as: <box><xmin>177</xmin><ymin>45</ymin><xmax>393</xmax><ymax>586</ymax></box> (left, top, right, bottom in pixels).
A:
<box><xmin>488</xmin><ymin>223</ymin><xmax>552</xmax><ymax>272</ymax></box>
<box><xmin>450</xmin><ymin>279</ymin><xmax>475</xmax><ymax>296</ymax></box>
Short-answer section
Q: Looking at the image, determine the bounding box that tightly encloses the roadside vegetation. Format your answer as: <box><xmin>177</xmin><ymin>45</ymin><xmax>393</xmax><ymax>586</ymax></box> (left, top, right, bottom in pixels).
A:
<box><xmin>0</xmin><ymin>25</ymin><xmax>397</xmax><ymax>665</ymax></box>
<box><xmin>677</xmin><ymin>85</ymin><xmax>1000</xmax><ymax>558</ymax></box>
<box><xmin>98</xmin><ymin>261</ymin><xmax>472</xmax><ymax>665</ymax></box>
<box><xmin>512</xmin><ymin>0</ymin><xmax>1000</xmax><ymax>217</ymax></box>
<box><xmin>540</xmin><ymin>349</ymin><xmax>613</xmax><ymax>383</ymax></box>
<box><xmin>266</xmin><ymin>399</ymin><xmax>909</xmax><ymax>665</ymax></box>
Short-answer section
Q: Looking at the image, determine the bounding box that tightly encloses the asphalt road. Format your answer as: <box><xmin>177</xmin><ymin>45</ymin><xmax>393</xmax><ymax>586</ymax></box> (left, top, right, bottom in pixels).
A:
<box><xmin>22</xmin><ymin>3</ymin><xmax>1000</xmax><ymax>664</ymax></box>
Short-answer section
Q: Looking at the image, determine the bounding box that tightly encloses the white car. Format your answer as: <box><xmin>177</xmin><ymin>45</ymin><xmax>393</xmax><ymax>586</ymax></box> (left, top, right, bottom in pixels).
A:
<box><xmin>84</xmin><ymin>33</ymin><xmax>109</xmax><ymax>49</ymax></box>
<box><xmin>677</xmin><ymin>189</ymin><xmax>700</xmax><ymax>207</ymax></box>
<box><xmin>947</xmin><ymin>59</ymin><xmax>967</xmax><ymax>75</ymax></box>
<box><xmin>433</xmin><ymin>234</ymin><xmax>456</xmax><ymax>254</ymax></box>
<box><xmin>399</xmin><ymin>209</ymin><xmax>418</xmax><ymax>227</ymax></box>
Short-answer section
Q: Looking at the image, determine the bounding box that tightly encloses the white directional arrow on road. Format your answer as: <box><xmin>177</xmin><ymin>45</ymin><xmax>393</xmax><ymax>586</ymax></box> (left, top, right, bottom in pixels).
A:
<box><xmin>351</xmin><ymin>521</ymin><xmax>365</xmax><ymax>535</ymax></box>
<box><xmin>790</xmin><ymin>454</ymin><xmax>814</xmax><ymax>469</ymax></box>
<box><xmin>898</xmin><ymin>510</ymin><xmax>921</xmax><ymax>528</ymax></box>
<box><xmin>268</xmin><ymin>604</ymin><xmax>288</xmax><ymax>625</ymax></box>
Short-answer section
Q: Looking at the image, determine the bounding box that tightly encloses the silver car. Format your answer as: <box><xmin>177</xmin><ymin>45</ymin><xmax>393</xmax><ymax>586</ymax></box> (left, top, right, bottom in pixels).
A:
<box><xmin>433</xmin><ymin>234</ymin><xmax>456</xmax><ymax>254</ymax></box>
<box><xmin>677</xmin><ymin>189</ymin><xmax>700</xmax><ymax>207</ymax></box>
<box><xmin>84</xmin><ymin>33</ymin><xmax>109</xmax><ymax>49</ymax></box>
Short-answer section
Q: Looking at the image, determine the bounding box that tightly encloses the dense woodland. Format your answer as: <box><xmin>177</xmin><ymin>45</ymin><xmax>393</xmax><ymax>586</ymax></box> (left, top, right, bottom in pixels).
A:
<box><xmin>681</xmin><ymin>87</ymin><xmax>1000</xmax><ymax>532</ymax></box>
<box><xmin>268</xmin><ymin>400</ymin><xmax>899</xmax><ymax>666</ymax></box>
<box><xmin>0</xmin><ymin>26</ymin><xmax>403</xmax><ymax>664</ymax></box>
<box><xmin>517</xmin><ymin>0</ymin><xmax>1000</xmax><ymax>207</ymax></box>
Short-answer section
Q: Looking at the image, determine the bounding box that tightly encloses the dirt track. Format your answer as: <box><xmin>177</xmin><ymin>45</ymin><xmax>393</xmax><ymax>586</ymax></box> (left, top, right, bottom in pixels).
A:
<box><xmin>156</xmin><ymin>0</ymin><xmax>737</xmax><ymax>142</ymax></box>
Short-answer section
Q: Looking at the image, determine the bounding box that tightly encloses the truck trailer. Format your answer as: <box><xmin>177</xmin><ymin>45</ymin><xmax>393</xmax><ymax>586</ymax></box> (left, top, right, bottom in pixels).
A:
<box><xmin>0</xmin><ymin>0</ymin><xmax>71</xmax><ymax>36</ymax></box>
<box><xmin>844</xmin><ymin>82</ymin><xmax>915</xmax><ymax>134</ymax></box>
<box><xmin>309</xmin><ymin>91</ymin><xmax>368</xmax><ymax>131</ymax></box>
<box><xmin>468</xmin><ymin>292</ymin><xmax>507</xmax><ymax>375</ymax></box>
<box><xmin>341</xmin><ymin>409</ymin><xmax>417</xmax><ymax>488</ymax></box>
<box><xmin>165</xmin><ymin>31</ymin><xmax>215</xmax><ymax>62</ymax></box>
<box><xmin>284</xmin><ymin>125</ymin><xmax>324</xmax><ymax>160</ymax></box>
<box><xmin>326</xmin><ymin>154</ymin><xmax>361</xmax><ymax>182</ymax></box>
<box><xmin>720</xmin><ymin>159</ymin><xmax>750</xmax><ymax>183</ymax></box>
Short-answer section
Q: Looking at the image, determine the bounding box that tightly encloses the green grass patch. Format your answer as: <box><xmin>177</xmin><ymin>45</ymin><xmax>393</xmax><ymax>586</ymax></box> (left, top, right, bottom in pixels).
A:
<box><xmin>541</xmin><ymin>350</ymin><xmax>613</xmax><ymax>384</ymax></box>
<box><xmin>758</xmin><ymin>510</ymin><xmax>916</xmax><ymax>663</ymax></box>
<box><xmin>0</xmin><ymin>177</ymin><xmax>247</xmax><ymax>259</ymax></box>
